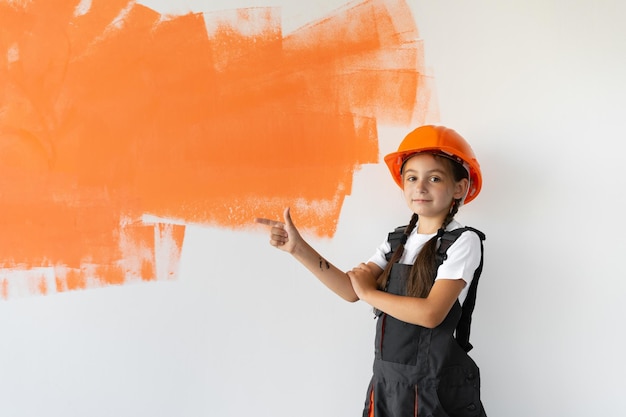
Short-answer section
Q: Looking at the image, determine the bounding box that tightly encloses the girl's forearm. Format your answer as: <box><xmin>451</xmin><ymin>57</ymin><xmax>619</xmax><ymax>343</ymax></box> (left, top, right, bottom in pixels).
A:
<box><xmin>361</xmin><ymin>290</ymin><xmax>437</xmax><ymax>327</ymax></box>
<box><xmin>359</xmin><ymin>279</ymin><xmax>465</xmax><ymax>328</ymax></box>
<box><xmin>291</xmin><ymin>240</ymin><xmax>359</xmax><ymax>302</ymax></box>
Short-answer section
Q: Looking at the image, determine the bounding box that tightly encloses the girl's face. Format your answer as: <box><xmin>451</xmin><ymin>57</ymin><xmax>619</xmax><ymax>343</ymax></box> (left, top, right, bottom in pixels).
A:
<box><xmin>402</xmin><ymin>153</ymin><xmax>468</xmax><ymax>222</ymax></box>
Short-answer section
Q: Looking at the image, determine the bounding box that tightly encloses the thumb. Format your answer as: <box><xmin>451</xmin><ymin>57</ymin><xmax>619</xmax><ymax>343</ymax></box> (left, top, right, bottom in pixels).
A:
<box><xmin>283</xmin><ymin>207</ymin><xmax>294</xmax><ymax>228</ymax></box>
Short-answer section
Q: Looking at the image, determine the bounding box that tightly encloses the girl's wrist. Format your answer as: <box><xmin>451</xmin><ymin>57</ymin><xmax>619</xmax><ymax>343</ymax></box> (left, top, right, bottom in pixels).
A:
<box><xmin>358</xmin><ymin>287</ymin><xmax>376</xmax><ymax>305</ymax></box>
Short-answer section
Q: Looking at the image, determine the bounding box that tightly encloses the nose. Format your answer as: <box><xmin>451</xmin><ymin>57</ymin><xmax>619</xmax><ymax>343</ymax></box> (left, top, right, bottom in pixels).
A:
<box><xmin>414</xmin><ymin>178</ymin><xmax>428</xmax><ymax>193</ymax></box>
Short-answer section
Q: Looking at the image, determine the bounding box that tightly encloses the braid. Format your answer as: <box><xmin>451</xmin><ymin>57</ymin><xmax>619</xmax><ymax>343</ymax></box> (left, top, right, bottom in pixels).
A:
<box><xmin>443</xmin><ymin>198</ymin><xmax>461</xmax><ymax>229</ymax></box>
<box><xmin>377</xmin><ymin>213</ymin><xmax>418</xmax><ymax>291</ymax></box>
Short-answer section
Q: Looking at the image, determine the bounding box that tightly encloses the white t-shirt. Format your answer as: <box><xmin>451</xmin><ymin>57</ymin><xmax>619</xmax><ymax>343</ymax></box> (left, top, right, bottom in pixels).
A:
<box><xmin>367</xmin><ymin>220</ymin><xmax>482</xmax><ymax>305</ymax></box>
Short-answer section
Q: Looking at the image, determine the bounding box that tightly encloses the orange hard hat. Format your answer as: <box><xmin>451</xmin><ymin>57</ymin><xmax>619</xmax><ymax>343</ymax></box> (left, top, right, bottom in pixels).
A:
<box><xmin>383</xmin><ymin>125</ymin><xmax>482</xmax><ymax>204</ymax></box>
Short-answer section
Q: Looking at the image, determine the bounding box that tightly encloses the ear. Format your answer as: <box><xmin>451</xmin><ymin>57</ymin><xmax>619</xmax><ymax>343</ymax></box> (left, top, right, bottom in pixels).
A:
<box><xmin>453</xmin><ymin>178</ymin><xmax>469</xmax><ymax>200</ymax></box>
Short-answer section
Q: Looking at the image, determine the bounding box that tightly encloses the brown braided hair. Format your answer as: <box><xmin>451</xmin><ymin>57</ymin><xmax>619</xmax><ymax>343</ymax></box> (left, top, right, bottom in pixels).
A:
<box><xmin>376</xmin><ymin>154</ymin><xmax>469</xmax><ymax>298</ymax></box>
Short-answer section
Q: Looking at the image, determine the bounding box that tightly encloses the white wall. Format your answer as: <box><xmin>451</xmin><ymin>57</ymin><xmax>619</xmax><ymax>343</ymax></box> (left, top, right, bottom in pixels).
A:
<box><xmin>410</xmin><ymin>2</ymin><xmax>626</xmax><ymax>416</ymax></box>
<box><xmin>1</xmin><ymin>1</ymin><xmax>625</xmax><ymax>416</ymax></box>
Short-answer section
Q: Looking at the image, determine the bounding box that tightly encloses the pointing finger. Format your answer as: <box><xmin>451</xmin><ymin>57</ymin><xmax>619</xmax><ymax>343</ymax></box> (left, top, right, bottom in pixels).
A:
<box><xmin>255</xmin><ymin>217</ymin><xmax>284</xmax><ymax>228</ymax></box>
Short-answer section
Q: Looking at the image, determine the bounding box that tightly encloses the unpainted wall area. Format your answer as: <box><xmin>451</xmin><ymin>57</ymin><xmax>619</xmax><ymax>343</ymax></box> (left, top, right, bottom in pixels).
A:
<box><xmin>1</xmin><ymin>1</ymin><xmax>625</xmax><ymax>416</ymax></box>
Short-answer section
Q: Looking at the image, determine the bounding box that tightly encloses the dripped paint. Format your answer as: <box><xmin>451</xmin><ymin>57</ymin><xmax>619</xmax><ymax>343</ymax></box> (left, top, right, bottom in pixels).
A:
<box><xmin>0</xmin><ymin>0</ymin><xmax>433</xmax><ymax>299</ymax></box>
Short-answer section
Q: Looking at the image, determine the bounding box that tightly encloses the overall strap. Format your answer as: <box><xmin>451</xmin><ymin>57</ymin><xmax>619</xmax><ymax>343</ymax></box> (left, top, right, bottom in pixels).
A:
<box><xmin>436</xmin><ymin>227</ymin><xmax>486</xmax><ymax>353</ymax></box>
<box><xmin>385</xmin><ymin>225</ymin><xmax>408</xmax><ymax>262</ymax></box>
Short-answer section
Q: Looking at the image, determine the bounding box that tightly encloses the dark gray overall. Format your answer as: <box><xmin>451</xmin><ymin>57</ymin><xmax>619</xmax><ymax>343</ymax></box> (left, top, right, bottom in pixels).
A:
<box><xmin>362</xmin><ymin>227</ymin><xmax>487</xmax><ymax>417</ymax></box>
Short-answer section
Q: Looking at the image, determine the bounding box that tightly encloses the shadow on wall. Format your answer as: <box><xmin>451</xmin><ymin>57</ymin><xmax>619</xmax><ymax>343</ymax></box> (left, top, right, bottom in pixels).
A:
<box><xmin>0</xmin><ymin>0</ymin><xmax>434</xmax><ymax>298</ymax></box>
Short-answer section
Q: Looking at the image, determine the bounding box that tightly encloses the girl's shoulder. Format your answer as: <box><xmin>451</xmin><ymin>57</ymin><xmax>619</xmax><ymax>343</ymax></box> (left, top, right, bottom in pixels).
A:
<box><xmin>443</xmin><ymin>221</ymin><xmax>485</xmax><ymax>242</ymax></box>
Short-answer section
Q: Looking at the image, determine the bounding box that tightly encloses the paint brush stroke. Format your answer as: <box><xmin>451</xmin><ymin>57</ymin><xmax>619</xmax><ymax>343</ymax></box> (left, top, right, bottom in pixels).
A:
<box><xmin>0</xmin><ymin>0</ymin><xmax>433</xmax><ymax>299</ymax></box>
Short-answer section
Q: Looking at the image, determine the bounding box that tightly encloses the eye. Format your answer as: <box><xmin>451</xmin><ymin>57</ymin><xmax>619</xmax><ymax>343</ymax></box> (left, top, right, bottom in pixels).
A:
<box><xmin>405</xmin><ymin>175</ymin><xmax>417</xmax><ymax>182</ymax></box>
<box><xmin>429</xmin><ymin>176</ymin><xmax>442</xmax><ymax>183</ymax></box>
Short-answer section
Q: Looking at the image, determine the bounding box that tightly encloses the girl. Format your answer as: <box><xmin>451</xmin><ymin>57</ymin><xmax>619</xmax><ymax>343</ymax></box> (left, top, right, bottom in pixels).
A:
<box><xmin>256</xmin><ymin>125</ymin><xmax>487</xmax><ymax>417</ymax></box>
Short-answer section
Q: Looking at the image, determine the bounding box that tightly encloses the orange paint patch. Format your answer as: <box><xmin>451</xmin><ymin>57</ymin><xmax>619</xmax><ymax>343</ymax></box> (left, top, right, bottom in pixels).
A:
<box><xmin>0</xmin><ymin>0</ymin><xmax>432</xmax><ymax>299</ymax></box>
<box><xmin>1</xmin><ymin>279</ymin><xmax>8</xmax><ymax>300</ymax></box>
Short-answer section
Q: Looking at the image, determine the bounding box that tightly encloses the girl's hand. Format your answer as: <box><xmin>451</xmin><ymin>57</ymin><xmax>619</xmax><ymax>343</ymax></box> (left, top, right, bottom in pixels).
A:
<box><xmin>347</xmin><ymin>263</ymin><xmax>378</xmax><ymax>301</ymax></box>
<box><xmin>255</xmin><ymin>207</ymin><xmax>302</xmax><ymax>254</ymax></box>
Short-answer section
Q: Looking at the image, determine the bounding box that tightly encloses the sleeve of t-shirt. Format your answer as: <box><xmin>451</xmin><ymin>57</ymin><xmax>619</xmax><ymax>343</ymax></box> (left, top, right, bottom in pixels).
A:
<box><xmin>367</xmin><ymin>238</ymin><xmax>391</xmax><ymax>270</ymax></box>
<box><xmin>435</xmin><ymin>230</ymin><xmax>482</xmax><ymax>286</ymax></box>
